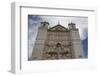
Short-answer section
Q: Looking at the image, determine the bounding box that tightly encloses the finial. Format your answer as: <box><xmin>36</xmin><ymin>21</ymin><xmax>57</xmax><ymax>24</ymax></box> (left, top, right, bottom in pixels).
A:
<box><xmin>58</xmin><ymin>21</ymin><xmax>60</xmax><ymax>25</ymax></box>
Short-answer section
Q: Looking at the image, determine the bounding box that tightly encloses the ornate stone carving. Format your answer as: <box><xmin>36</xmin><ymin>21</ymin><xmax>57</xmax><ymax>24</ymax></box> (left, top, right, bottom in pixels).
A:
<box><xmin>32</xmin><ymin>22</ymin><xmax>84</xmax><ymax>60</ymax></box>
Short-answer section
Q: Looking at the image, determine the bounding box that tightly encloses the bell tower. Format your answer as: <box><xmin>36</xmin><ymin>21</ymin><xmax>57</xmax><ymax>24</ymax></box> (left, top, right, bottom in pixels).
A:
<box><xmin>68</xmin><ymin>22</ymin><xmax>84</xmax><ymax>58</ymax></box>
<box><xmin>40</xmin><ymin>21</ymin><xmax>49</xmax><ymax>29</ymax></box>
<box><xmin>32</xmin><ymin>21</ymin><xmax>49</xmax><ymax>60</ymax></box>
<box><xmin>68</xmin><ymin>22</ymin><xmax>76</xmax><ymax>29</ymax></box>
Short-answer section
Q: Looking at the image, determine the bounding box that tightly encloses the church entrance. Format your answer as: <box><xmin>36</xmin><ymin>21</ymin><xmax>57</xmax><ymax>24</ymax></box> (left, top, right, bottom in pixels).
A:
<box><xmin>42</xmin><ymin>42</ymin><xmax>72</xmax><ymax>60</ymax></box>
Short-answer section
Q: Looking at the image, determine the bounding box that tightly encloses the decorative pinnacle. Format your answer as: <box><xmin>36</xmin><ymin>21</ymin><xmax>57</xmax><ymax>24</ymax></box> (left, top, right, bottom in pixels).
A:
<box><xmin>57</xmin><ymin>21</ymin><xmax>61</xmax><ymax>25</ymax></box>
<box><xmin>58</xmin><ymin>21</ymin><xmax>60</xmax><ymax>24</ymax></box>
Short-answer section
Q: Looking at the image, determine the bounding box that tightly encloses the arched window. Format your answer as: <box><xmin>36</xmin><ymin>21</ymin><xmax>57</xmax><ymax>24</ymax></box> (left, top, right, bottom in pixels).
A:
<box><xmin>56</xmin><ymin>43</ymin><xmax>61</xmax><ymax>47</ymax></box>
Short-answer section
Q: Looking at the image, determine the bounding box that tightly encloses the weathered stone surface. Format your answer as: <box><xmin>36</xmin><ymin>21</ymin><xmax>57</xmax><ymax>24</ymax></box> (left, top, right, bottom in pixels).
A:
<box><xmin>32</xmin><ymin>22</ymin><xmax>84</xmax><ymax>60</ymax></box>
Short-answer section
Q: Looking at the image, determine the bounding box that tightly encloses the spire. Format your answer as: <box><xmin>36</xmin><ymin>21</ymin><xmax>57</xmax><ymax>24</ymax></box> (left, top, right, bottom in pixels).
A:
<box><xmin>57</xmin><ymin>21</ymin><xmax>61</xmax><ymax>26</ymax></box>
<box><xmin>58</xmin><ymin>21</ymin><xmax>60</xmax><ymax>25</ymax></box>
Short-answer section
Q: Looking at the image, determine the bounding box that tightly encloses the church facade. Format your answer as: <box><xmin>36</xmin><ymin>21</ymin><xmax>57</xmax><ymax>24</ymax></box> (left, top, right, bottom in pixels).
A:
<box><xmin>31</xmin><ymin>21</ymin><xmax>84</xmax><ymax>60</ymax></box>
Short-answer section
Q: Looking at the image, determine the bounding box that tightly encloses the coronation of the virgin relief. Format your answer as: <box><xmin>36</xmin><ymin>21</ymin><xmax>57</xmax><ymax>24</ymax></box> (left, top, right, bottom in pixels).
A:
<box><xmin>32</xmin><ymin>21</ymin><xmax>84</xmax><ymax>60</ymax></box>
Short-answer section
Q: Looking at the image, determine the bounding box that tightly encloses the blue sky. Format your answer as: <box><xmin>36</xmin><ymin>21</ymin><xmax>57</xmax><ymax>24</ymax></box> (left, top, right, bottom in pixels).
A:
<box><xmin>28</xmin><ymin>15</ymin><xmax>88</xmax><ymax>59</ymax></box>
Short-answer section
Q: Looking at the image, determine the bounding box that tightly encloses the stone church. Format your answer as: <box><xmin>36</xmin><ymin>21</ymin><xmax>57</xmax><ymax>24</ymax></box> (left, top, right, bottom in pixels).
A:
<box><xmin>31</xmin><ymin>21</ymin><xmax>84</xmax><ymax>60</ymax></box>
